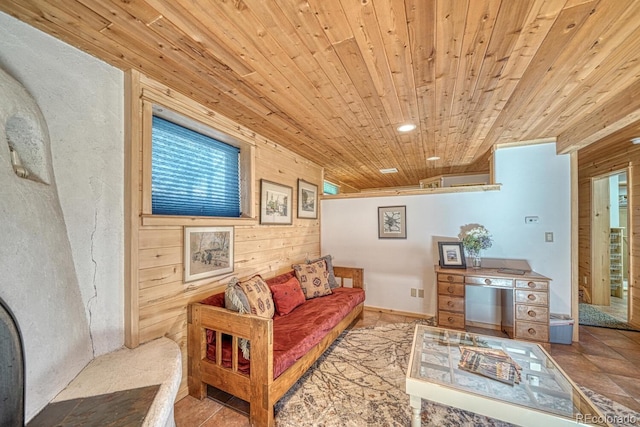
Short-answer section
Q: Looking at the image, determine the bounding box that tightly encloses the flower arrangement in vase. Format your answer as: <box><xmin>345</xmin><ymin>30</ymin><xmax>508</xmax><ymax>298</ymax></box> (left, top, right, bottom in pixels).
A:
<box><xmin>458</xmin><ymin>224</ymin><xmax>493</xmax><ymax>268</ymax></box>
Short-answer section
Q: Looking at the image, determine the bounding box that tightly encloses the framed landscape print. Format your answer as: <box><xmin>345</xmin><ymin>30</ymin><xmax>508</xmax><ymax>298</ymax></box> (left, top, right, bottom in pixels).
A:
<box><xmin>438</xmin><ymin>241</ymin><xmax>466</xmax><ymax>269</ymax></box>
<box><xmin>378</xmin><ymin>205</ymin><xmax>407</xmax><ymax>239</ymax></box>
<box><xmin>260</xmin><ymin>179</ymin><xmax>293</xmax><ymax>225</ymax></box>
<box><xmin>184</xmin><ymin>226</ymin><xmax>234</xmax><ymax>282</ymax></box>
<box><xmin>297</xmin><ymin>179</ymin><xmax>318</xmax><ymax>219</ymax></box>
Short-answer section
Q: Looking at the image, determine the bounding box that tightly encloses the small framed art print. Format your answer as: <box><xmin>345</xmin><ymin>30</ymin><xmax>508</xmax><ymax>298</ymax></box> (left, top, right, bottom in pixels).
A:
<box><xmin>297</xmin><ymin>179</ymin><xmax>318</xmax><ymax>219</ymax></box>
<box><xmin>378</xmin><ymin>205</ymin><xmax>407</xmax><ymax>239</ymax></box>
<box><xmin>260</xmin><ymin>179</ymin><xmax>293</xmax><ymax>225</ymax></box>
<box><xmin>184</xmin><ymin>226</ymin><xmax>234</xmax><ymax>282</ymax></box>
<box><xmin>438</xmin><ymin>241</ymin><xmax>466</xmax><ymax>269</ymax></box>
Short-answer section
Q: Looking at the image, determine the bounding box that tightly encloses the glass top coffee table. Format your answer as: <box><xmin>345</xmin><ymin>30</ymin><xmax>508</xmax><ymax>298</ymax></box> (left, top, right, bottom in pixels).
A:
<box><xmin>406</xmin><ymin>325</ymin><xmax>610</xmax><ymax>426</ymax></box>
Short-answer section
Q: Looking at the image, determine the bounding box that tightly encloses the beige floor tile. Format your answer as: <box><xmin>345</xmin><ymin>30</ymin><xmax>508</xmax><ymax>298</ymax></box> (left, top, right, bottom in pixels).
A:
<box><xmin>174</xmin><ymin>395</ymin><xmax>224</xmax><ymax>427</ymax></box>
<box><xmin>200</xmin><ymin>406</ymin><xmax>251</xmax><ymax>427</ymax></box>
<box><xmin>582</xmin><ymin>354</ymin><xmax>640</xmax><ymax>378</ymax></box>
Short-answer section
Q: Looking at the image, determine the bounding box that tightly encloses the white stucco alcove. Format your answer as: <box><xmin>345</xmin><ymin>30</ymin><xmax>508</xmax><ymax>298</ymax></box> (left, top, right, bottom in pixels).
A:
<box><xmin>0</xmin><ymin>66</ymin><xmax>94</xmax><ymax>420</ymax></box>
<box><xmin>0</xmin><ymin>10</ymin><xmax>126</xmax><ymax>420</ymax></box>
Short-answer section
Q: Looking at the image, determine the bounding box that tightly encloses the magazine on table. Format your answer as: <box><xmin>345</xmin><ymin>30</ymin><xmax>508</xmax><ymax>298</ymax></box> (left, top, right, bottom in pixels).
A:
<box><xmin>457</xmin><ymin>346</ymin><xmax>522</xmax><ymax>385</ymax></box>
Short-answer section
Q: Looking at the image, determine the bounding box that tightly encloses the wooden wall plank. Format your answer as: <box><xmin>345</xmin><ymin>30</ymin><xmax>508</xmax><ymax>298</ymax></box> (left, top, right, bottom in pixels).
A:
<box><xmin>127</xmin><ymin>75</ymin><xmax>323</xmax><ymax>399</ymax></box>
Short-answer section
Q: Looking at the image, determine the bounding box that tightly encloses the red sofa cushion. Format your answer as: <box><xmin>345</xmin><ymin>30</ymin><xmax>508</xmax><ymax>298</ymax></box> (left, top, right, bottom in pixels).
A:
<box><xmin>202</xmin><ymin>285</ymin><xmax>365</xmax><ymax>379</ymax></box>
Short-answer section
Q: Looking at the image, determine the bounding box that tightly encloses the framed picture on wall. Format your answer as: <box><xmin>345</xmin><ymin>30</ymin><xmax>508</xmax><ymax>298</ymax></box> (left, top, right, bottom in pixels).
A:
<box><xmin>297</xmin><ymin>179</ymin><xmax>318</xmax><ymax>219</ymax></box>
<box><xmin>184</xmin><ymin>226</ymin><xmax>234</xmax><ymax>282</ymax></box>
<box><xmin>438</xmin><ymin>241</ymin><xmax>466</xmax><ymax>269</ymax></box>
<box><xmin>378</xmin><ymin>205</ymin><xmax>407</xmax><ymax>239</ymax></box>
<box><xmin>260</xmin><ymin>179</ymin><xmax>293</xmax><ymax>225</ymax></box>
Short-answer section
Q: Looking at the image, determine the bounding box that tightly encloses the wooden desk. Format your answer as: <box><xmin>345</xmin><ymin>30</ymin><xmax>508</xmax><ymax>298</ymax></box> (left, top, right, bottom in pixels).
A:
<box><xmin>435</xmin><ymin>266</ymin><xmax>551</xmax><ymax>343</ymax></box>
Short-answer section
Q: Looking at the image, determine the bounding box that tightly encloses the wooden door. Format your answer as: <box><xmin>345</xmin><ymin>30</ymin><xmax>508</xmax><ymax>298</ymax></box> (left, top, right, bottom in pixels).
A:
<box><xmin>628</xmin><ymin>166</ymin><xmax>640</xmax><ymax>328</ymax></box>
<box><xmin>591</xmin><ymin>176</ymin><xmax>610</xmax><ymax>306</ymax></box>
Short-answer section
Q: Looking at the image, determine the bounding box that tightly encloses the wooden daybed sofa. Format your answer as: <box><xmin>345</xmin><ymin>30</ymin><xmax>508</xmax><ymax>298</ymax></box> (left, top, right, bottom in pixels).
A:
<box><xmin>187</xmin><ymin>264</ymin><xmax>365</xmax><ymax>427</ymax></box>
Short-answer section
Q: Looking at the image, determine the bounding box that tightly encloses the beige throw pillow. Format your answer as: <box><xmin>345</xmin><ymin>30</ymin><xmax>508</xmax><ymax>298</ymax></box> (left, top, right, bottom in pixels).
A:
<box><xmin>292</xmin><ymin>260</ymin><xmax>332</xmax><ymax>299</ymax></box>
<box><xmin>236</xmin><ymin>275</ymin><xmax>275</xmax><ymax>319</ymax></box>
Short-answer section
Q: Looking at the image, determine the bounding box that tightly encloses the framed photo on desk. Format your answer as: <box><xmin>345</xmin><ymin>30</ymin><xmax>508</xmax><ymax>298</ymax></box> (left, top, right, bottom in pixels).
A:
<box><xmin>438</xmin><ymin>242</ymin><xmax>466</xmax><ymax>269</ymax></box>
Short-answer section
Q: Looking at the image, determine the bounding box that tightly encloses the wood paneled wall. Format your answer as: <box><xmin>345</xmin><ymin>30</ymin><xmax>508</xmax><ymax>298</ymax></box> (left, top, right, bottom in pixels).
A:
<box><xmin>125</xmin><ymin>71</ymin><xmax>322</xmax><ymax>399</ymax></box>
<box><xmin>577</xmin><ymin>124</ymin><xmax>640</xmax><ymax>328</ymax></box>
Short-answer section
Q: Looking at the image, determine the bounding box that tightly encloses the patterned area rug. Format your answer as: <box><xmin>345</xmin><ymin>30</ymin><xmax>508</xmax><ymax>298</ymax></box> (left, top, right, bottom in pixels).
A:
<box><xmin>579</xmin><ymin>303</ymin><xmax>639</xmax><ymax>331</ymax></box>
<box><xmin>275</xmin><ymin>321</ymin><xmax>640</xmax><ymax>427</ymax></box>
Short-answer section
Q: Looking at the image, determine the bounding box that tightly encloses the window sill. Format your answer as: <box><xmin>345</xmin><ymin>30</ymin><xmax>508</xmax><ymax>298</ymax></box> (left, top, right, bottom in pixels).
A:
<box><xmin>141</xmin><ymin>214</ymin><xmax>258</xmax><ymax>227</ymax></box>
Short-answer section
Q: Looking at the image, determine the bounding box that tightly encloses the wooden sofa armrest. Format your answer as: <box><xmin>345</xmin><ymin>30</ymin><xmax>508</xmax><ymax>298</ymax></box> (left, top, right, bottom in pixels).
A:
<box><xmin>333</xmin><ymin>266</ymin><xmax>364</xmax><ymax>289</ymax></box>
<box><xmin>188</xmin><ymin>302</ymin><xmax>274</xmax><ymax>400</ymax></box>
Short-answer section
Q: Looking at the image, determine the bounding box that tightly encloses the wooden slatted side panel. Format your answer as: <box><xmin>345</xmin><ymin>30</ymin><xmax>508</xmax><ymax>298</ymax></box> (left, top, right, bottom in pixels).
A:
<box><xmin>577</xmin><ymin>123</ymin><xmax>640</xmax><ymax>328</ymax></box>
<box><xmin>131</xmin><ymin>76</ymin><xmax>322</xmax><ymax>400</ymax></box>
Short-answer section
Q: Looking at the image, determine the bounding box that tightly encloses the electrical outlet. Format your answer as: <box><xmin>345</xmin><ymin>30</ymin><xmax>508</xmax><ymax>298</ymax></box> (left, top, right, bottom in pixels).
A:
<box><xmin>545</xmin><ymin>232</ymin><xmax>554</xmax><ymax>242</ymax></box>
<box><xmin>410</xmin><ymin>288</ymin><xmax>417</xmax><ymax>297</ymax></box>
<box><xmin>418</xmin><ymin>289</ymin><xmax>424</xmax><ymax>298</ymax></box>
<box><xmin>525</xmin><ymin>216</ymin><xmax>539</xmax><ymax>224</ymax></box>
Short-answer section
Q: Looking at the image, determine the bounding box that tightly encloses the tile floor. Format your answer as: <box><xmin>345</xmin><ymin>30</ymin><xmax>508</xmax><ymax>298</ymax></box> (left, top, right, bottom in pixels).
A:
<box><xmin>591</xmin><ymin>292</ymin><xmax>628</xmax><ymax>323</ymax></box>
<box><xmin>174</xmin><ymin>310</ymin><xmax>640</xmax><ymax>426</ymax></box>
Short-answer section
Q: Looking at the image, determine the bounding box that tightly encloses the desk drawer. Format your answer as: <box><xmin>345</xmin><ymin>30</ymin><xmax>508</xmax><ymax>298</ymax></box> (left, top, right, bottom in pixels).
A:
<box><xmin>515</xmin><ymin>290</ymin><xmax>548</xmax><ymax>306</ymax></box>
<box><xmin>437</xmin><ymin>273</ymin><xmax>464</xmax><ymax>284</ymax></box>
<box><xmin>515</xmin><ymin>280</ymin><xmax>549</xmax><ymax>291</ymax></box>
<box><xmin>438</xmin><ymin>295</ymin><xmax>464</xmax><ymax>313</ymax></box>
<box><xmin>437</xmin><ymin>282</ymin><xmax>465</xmax><ymax>297</ymax></box>
<box><xmin>465</xmin><ymin>276</ymin><xmax>513</xmax><ymax>288</ymax></box>
<box><xmin>515</xmin><ymin>304</ymin><xmax>549</xmax><ymax>322</ymax></box>
<box><xmin>515</xmin><ymin>321</ymin><xmax>549</xmax><ymax>342</ymax></box>
<box><xmin>438</xmin><ymin>310</ymin><xmax>465</xmax><ymax>329</ymax></box>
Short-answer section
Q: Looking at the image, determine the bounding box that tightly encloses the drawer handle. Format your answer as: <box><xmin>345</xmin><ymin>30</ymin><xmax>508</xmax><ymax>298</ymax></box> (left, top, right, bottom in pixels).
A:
<box><xmin>528</xmin><ymin>281</ymin><xmax>536</xmax><ymax>288</ymax></box>
<box><xmin>447</xmin><ymin>301</ymin><xmax>454</xmax><ymax>307</ymax></box>
<box><xmin>527</xmin><ymin>294</ymin><xmax>537</xmax><ymax>301</ymax></box>
<box><xmin>528</xmin><ymin>328</ymin><xmax>536</xmax><ymax>335</ymax></box>
<box><xmin>484</xmin><ymin>278</ymin><xmax>492</xmax><ymax>285</ymax></box>
<box><xmin>448</xmin><ymin>317</ymin><xmax>454</xmax><ymax>323</ymax></box>
<box><xmin>447</xmin><ymin>286</ymin><xmax>454</xmax><ymax>293</ymax></box>
<box><xmin>447</xmin><ymin>275</ymin><xmax>454</xmax><ymax>282</ymax></box>
<box><xmin>527</xmin><ymin>310</ymin><xmax>536</xmax><ymax>318</ymax></box>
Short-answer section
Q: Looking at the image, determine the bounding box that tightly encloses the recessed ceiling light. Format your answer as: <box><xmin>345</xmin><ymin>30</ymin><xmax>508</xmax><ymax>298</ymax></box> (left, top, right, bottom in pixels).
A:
<box><xmin>426</xmin><ymin>156</ymin><xmax>440</xmax><ymax>161</ymax></box>
<box><xmin>379</xmin><ymin>168</ymin><xmax>398</xmax><ymax>174</ymax></box>
<box><xmin>631</xmin><ymin>137</ymin><xmax>640</xmax><ymax>144</ymax></box>
<box><xmin>397</xmin><ymin>123</ymin><xmax>416</xmax><ymax>132</ymax></box>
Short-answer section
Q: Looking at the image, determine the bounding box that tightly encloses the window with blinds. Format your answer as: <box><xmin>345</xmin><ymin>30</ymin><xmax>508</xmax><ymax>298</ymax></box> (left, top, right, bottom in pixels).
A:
<box><xmin>151</xmin><ymin>116</ymin><xmax>241</xmax><ymax>217</ymax></box>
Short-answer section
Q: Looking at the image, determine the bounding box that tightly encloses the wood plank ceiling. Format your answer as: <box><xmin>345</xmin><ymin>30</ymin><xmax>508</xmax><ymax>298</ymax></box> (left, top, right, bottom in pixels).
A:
<box><xmin>2</xmin><ymin>0</ymin><xmax>640</xmax><ymax>190</ymax></box>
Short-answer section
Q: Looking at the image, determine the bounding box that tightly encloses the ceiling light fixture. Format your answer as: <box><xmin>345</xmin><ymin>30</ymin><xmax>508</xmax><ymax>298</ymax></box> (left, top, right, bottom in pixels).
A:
<box><xmin>397</xmin><ymin>123</ymin><xmax>416</xmax><ymax>132</ymax></box>
<box><xmin>426</xmin><ymin>156</ymin><xmax>440</xmax><ymax>161</ymax></box>
<box><xmin>631</xmin><ymin>137</ymin><xmax>640</xmax><ymax>144</ymax></box>
<box><xmin>379</xmin><ymin>168</ymin><xmax>398</xmax><ymax>174</ymax></box>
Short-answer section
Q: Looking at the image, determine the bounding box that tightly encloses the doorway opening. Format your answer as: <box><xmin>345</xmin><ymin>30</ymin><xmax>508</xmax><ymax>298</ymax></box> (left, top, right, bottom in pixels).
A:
<box><xmin>588</xmin><ymin>170</ymin><xmax>630</xmax><ymax>325</ymax></box>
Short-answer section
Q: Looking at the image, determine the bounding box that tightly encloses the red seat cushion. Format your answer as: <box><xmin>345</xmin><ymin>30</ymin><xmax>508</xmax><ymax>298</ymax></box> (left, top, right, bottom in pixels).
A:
<box><xmin>203</xmin><ymin>286</ymin><xmax>365</xmax><ymax>379</ymax></box>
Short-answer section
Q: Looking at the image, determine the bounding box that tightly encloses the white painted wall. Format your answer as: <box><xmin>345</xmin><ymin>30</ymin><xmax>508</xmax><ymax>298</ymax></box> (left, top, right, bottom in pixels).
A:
<box><xmin>0</xmin><ymin>12</ymin><xmax>124</xmax><ymax>420</ymax></box>
<box><xmin>321</xmin><ymin>143</ymin><xmax>572</xmax><ymax>324</ymax></box>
